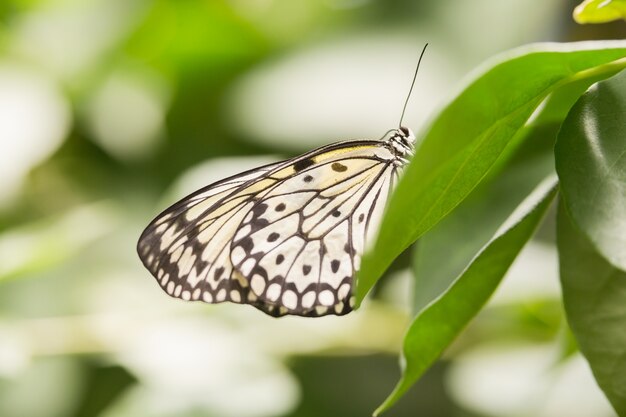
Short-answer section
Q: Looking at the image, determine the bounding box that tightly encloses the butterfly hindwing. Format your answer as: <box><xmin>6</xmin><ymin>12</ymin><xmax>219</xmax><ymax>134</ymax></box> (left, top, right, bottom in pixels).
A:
<box><xmin>229</xmin><ymin>143</ymin><xmax>399</xmax><ymax>316</ymax></box>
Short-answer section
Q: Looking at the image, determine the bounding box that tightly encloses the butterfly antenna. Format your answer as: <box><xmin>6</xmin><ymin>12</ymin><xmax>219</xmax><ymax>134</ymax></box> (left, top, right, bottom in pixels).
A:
<box><xmin>398</xmin><ymin>43</ymin><xmax>428</xmax><ymax>129</ymax></box>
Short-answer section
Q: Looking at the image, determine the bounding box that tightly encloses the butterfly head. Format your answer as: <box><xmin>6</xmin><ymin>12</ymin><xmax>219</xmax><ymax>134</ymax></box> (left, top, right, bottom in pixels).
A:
<box><xmin>387</xmin><ymin>126</ymin><xmax>415</xmax><ymax>162</ymax></box>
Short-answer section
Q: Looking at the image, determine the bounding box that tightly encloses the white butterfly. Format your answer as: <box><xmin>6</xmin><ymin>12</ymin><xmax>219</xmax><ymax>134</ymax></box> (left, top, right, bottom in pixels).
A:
<box><xmin>137</xmin><ymin>127</ymin><xmax>416</xmax><ymax>317</ymax></box>
<box><xmin>138</xmin><ymin>44</ymin><xmax>428</xmax><ymax>317</ymax></box>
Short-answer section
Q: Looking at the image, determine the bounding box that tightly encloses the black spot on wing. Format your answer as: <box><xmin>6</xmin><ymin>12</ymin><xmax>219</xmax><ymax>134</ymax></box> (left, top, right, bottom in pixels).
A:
<box><xmin>252</xmin><ymin>203</ymin><xmax>268</xmax><ymax>217</ymax></box>
<box><xmin>331</xmin><ymin>260</ymin><xmax>340</xmax><ymax>273</ymax></box>
<box><xmin>251</xmin><ymin>218</ymin><xmax>269</xmax><ymax>232</ymax></box>
<box><xmin>214</xmin><ymin>266</ymin><xmax>225</xmax><ymax>280</ymax></box>
<box><xmin>238</xmin><ymin>236</ymin><xmax>254</xmax><ymax>253</ymax></box>
<box><xmin>294</xmin><ymin>158</ymin><xmax>315</xmax><ymax>172</ymax></box>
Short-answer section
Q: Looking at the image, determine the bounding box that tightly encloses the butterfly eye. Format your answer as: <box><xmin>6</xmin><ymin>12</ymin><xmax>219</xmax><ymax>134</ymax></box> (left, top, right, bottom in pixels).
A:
<box><xmin>399</xmin><ymin>126</ymin><xmax>415</xmax><ymax>143</ymax></box>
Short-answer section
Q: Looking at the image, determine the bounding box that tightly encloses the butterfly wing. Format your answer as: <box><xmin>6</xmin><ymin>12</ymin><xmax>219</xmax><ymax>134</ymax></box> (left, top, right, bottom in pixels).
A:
<box><xmin>137</xmin><ymin>161</ymin><xmax>284</xmax><ymax>304</ymax></box>
<box><xmin>230</xmin><ymin>142</ymin><xmax>399</xmax><ymax>317</ymax></box>
<box><xmin>137</xmin><ymin>140</ymin><xmax>400</xmax><ymax>317</ymax></box>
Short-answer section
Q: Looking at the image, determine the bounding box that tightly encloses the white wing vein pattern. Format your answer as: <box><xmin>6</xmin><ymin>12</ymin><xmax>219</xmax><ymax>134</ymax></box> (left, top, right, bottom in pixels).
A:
<box><xmin>137</xmin><ymin>137</ymin><xmax>408</xmax><ymax>318</ymax></box>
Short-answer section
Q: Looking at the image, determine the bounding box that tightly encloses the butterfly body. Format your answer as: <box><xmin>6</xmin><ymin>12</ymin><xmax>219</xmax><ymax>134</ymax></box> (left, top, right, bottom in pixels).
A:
<box><xmin>138</xmin><ymin>127</ymin><xmax>415</xmax><ymax>317</ymax></box>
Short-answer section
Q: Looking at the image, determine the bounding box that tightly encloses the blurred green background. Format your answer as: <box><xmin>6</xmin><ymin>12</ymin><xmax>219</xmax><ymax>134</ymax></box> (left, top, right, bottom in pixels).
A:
<box><xmin>0</xmin><ymin>1</ymin><xmax>624</xmax><ymax>416</ymax></box>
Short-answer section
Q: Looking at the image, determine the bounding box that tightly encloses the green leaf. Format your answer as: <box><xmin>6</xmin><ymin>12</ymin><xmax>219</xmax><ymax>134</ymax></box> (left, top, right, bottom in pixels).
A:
<box><xmin>556</xmin><ymin>69</ymin><xmax>626</xmax><ymax>415</ymax></box>
<box><xmin>557</xmin><ymin>201</ymin><xmax>626</xmax><ymax>415</ymax></box>
<box><xmin>357</xmin><ymin>41</ymin><xmax>626</xmax><ymax>302</ymax></box>
<box><xmin>375</xmin><ymin>177</ymin><xmax>558</xmax><ymax>416</ymax></box>
<box><xmin>410</xmin><ymin>68</ymin><xmax>609</xmax><ymax>320</ymax></box>
<box><xmin>534</xmin><ymin>62</ymin><xmax>626</xmax><ymax>125</ymax></box>
<box><xmin>412</xmin><ymin>120</ymin><xmax>558</xmax><ymax>313</ymax></box>
<box><xmin>574</xmin><ymin>0</ymin><xmax>626</xmax><ymax>24</ymax></box>
<box><xmin>556</xmin><ymin>69</ymin><xmax>626</xmax><ymax>271</ymax></box>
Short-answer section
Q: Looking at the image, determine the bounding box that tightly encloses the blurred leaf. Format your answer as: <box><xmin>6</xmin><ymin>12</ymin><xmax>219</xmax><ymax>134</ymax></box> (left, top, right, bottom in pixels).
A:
<box><xmin>557</xmin><ymin>325</ymin><xmax>581</xmax><ymax>365</ymax></box>
<box><xmin>0</xmin><ymin>204</ymin><xmax>117</xmax><ymax>282</ymax></box>
<box><xmin>556</xmin><ymin>69</ymin><xmax>626</xmax><ymax>271</ymax></box>
<box><xmin>357</xmin><ymin>41</ymin><xmax>626</xmax><ymax>302</ymax></box>
<box><xmin>557</xmin><ymin>202</ymin><xmax>626</xmax><ymax>415</ymax></box>
<box><xmin>72</xmin><ymin>363</ymin><xmax>137</xmax><ymax>417</ymax></box>
<box><xmin>574</xmin><ymin>0</ymin><xmax>626</xmax><ymax>24</ymax></box>
<box><xmin>120</xmin><ymin>1</ymin><xmax>275</xmax><ymax>187</ymax></box>
<box><xmin>125</xmin><ymin>0</ymin><xmax>267</xmax><ymax>72</ymax></box>
<box><xmin>375</xmin><ymin>177</ymin><xmax>558</xmax><ymax>416</ymax></box>
<box><xmin>0</xmin><ymin>356</ymin><xmax>84</xmax><ymax>417</ymax></box>
<box><xmin>288</xmin><ymin>355</ymin><xmax>461</xmax><ymax>417</ymax></box>
<box><xmin>0</xmin><ymin>0</ymin><xmax>39</xmax><ymax>18</ymax></box>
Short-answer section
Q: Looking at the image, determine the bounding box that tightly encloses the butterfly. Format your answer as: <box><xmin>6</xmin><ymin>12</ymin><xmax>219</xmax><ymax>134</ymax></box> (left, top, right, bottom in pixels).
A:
<box><xmin>137</xmin><ymin>128</ymin><xmax>415</xmax><ymax>317</ymax></box>
<box><xmin>137</xmin><ymin>44</ymin><xmax>428</xmax><ymax>317</ymax></box>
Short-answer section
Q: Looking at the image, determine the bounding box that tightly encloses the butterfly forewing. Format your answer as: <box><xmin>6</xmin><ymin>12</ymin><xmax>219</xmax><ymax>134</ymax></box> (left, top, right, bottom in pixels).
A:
<box><xmin>137</xmin><ymin>162</ymin><xmax>283</xmax><ymax>303</ymax></box>
<box><xmin>138</xmin><ymin>134</ymin><xmax>411</xmax><ymax>317</ymax></box>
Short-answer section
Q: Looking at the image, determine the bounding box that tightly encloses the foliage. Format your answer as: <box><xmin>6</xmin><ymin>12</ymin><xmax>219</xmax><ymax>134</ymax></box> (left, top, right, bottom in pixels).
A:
<box><xmin>376</xmin><ymin>179</ymin><xmax>558</xmax><ymax>415</ymax></box>
<box><xmin>359</xmin><ymin>43</ymin><xmax>626</xmax><ymax>414</ymax></box>
<box><xmin>556</xmin><ymin>69</ymin><xmax>626</xmax><ymax>415</ymax></box>
<box><xmin>574</xmin><ymin>0</ymin><xmax>626</xmax><ymax>23</ymax></box>
<box><xmin>357</xmin><ymin>42</ymin><xmax>626</xmax><ymax>301</ymax></box>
